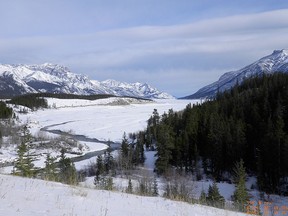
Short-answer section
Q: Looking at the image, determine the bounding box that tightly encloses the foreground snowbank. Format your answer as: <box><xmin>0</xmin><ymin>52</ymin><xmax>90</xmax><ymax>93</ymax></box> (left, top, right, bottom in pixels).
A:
<box><xmin>0</xmin><ymin>174</ymin><xmax>247</xmax><ymax>216</ymax></box>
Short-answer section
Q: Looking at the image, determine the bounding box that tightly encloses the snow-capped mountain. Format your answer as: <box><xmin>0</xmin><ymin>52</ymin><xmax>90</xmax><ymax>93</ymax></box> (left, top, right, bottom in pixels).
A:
<box><xmin>0</xmin><ymin>63</ymin><xmax>174</xmax><ymax>99</ymax></box>
<box><xmin>183</xmin><ymin>49</ymin><xmax>288</xmax><ymax>99</ymax></box>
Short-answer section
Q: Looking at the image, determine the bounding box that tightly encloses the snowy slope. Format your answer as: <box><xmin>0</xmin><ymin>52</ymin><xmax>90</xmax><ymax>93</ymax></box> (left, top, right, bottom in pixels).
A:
<box><xmin>0</xmin><ymin>174</ymin><xmax>247</xmax><ymax>216</ymax></box>
<box><xmin>0</xmin><ymin>63</ymin><xmax>174</xmax><ymax>99</ymax></box>
<box><xmin>184</xmin><ymin>49</ymin><xmax>288</xmax><ymax>99</ymax></box>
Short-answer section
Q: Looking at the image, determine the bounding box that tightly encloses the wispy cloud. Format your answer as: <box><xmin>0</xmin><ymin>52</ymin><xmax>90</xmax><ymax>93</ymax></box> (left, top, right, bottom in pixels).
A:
<box><xmin>1</xmin><ymin>8</ymin><xmax>288</xmax><ymax>96</ymax></box>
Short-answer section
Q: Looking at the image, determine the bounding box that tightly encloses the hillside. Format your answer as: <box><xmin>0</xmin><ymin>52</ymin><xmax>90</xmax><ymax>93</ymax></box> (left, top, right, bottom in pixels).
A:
<box><xmin>0</xmin><ymin>174</ymin><xmax>246</xmax><ymax>216</ymax></box>
<box><xmin>183</xmin><ymin>49</ymin><xmax>288</xmax><ymax>99</ymax></box>
<box><xmin>141</xmin><ymin>73</ymin><xmax>288</xmax><ymax>194</ymax></box>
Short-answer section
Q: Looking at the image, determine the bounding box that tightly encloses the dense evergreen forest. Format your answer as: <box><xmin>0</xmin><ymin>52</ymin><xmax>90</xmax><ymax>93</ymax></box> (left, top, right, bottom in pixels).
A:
<box><xmin>144</xmin><ymin>72</ymin><xmax>288</xmax><ymax>195</ymax></box>
<box><xmin>0</xmin><ymin>101</ymin><xmax>13</xmax><ymax>119</ymax></box>
<box><xmin>7</xmin><ymin>93</ymin><xmax>118</xmax><ymax>109</ymax></box>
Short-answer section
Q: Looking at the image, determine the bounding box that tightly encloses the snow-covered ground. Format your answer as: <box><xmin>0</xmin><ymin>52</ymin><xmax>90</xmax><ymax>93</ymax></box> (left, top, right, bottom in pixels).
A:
<box><xmin>1</xmin><ymin>97</ymin><xmax>287</xmax><ymax>215</ymax></box>
<box><xmin>0</xmin><ymin>173</ymin><xmax>247</xmax><ymax>216</ymax></box>
<box><xmin>20</xmin><ymin>98</ymin><xmax>198</xmax><ymax>143</ymax></box>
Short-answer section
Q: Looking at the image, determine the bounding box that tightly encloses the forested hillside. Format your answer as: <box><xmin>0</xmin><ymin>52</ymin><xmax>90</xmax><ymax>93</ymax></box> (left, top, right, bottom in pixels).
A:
<box><xmin>145</xmin><ymin>73</ymin><xmax>288</xmax><ymax>194</ymax></box>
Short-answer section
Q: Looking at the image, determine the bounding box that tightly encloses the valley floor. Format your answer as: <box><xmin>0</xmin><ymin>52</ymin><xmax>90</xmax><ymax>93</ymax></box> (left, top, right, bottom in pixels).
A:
<box><xmin>0</xmin><ymin>98</ymin><xmax>287</xmax><ymax>215</ymax></box>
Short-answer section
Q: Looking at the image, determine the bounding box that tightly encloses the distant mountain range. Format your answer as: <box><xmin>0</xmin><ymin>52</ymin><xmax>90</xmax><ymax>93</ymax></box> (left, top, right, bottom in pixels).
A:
<box><xmin>0</xmin><ymin>63</ymin><xmax>174</xmax><ymax>99</ymax></box>
<box><xmin>183</xmin><ymin>49</ymin><xmax>288</xmax><ymax>99</ymax></box>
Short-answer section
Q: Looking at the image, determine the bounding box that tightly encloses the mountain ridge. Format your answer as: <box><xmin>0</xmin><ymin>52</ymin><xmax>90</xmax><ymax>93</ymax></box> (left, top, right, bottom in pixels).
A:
<box><xmin>183</xmin><ymin>49</ymin><xmax>288</xmax><ymax>99</ymax></box>
<box><xmin>0</xmin><ymin>63</ymin><xmax>174</xmax><ymax>99</ymax></box>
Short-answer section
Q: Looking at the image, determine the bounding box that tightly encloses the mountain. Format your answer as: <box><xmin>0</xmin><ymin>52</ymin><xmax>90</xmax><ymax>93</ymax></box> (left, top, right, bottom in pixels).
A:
<box><xmin>0</xmin><ymin>63</ymin><xmax>174</xmax><ymax>99</ymax></box>
<box><xmin>183</xmin><ymin>49</ymin><xmax>288</xmax><ymax>99</ymax></box>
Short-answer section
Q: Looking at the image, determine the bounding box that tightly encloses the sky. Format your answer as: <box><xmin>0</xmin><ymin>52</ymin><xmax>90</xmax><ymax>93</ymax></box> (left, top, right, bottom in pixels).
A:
<box><xmin>0</xmin><ymin>0</ymin><xmax>288</xmax><ymax>97</ymax></box>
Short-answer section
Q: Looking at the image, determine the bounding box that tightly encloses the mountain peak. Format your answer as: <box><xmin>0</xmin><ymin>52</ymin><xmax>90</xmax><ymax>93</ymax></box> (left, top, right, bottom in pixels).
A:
<box><xmin>272</xmin><ymin>49</ymin><xmax>288</xmax><ymax>56</ymax></box>
<box><xmin>0</xmin><ymin>63</ymin><xmax>173</xmax><ymax>99</ymax></box>
<box><xmin>183</xmin><ymin>49</ymin><xmax>288</xmax><ymax>99</ymax></box>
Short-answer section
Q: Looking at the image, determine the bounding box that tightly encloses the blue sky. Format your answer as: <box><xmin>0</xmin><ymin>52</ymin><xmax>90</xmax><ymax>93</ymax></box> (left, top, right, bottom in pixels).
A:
<box><xmin>1</xmin><ymin>0</ymin><xmax>288</xmax><ymax>97</ymax></box>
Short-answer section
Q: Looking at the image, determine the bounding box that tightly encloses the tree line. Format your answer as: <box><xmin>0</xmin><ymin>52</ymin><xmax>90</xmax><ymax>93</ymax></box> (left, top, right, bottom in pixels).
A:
<box><xmin>0</xmin><ymin>101</ymin><xmax>13</xmax><ymax>119</ymax></box>
<box><xmin>142</xmin><ymin>72</ymin><xmax>288</xmax><ymax>195</ymax></box>
<box><xmin>7</xmin><ymin>93</ymin><xmax>151</xmax><ymax>110</ymax></box>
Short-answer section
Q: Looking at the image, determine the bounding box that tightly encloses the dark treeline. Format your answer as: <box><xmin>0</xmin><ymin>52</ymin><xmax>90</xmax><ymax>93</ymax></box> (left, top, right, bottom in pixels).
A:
<box><xmin>8</xmin><ymin>94</ymin><xmax>48</xmax><ymax>110</ymax></box>
<box><xmin>7</xmin><ymin>93</ymin><xmax>116</xmax><ymax>110</ymax></box>
<box><xmin>7</xmin><ymin>93</ymin><xmax>151</xmax><ymax>110</ymax></box>
<box><xmin>144</xmin><ymin>72</ymin><xmax>288</xmax><ymax>195</ymax></box>
<box><xmin>0</xmin><ymin>101</ymin><xmax>13</xmax><ymax>119</ymax></box>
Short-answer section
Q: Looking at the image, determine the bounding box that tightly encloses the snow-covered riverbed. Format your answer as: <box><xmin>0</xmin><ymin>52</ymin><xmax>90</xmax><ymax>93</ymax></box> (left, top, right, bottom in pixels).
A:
<box><xmin>21</xmin><ymin>98</ymin><xmax>198</xmax><ymax>143</ymax></box>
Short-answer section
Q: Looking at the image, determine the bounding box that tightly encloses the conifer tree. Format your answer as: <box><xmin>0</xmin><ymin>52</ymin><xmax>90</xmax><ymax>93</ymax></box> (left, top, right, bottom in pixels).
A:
<box><xmin>152</xmin><ymin>177</ymin><xmax>159</xmax><ymax>196</ymax></box>
<box><xmin>233</xmin><ymin>159</ymin><xmax>249</xmax><ymax>212</ymax></box>
<box><xmin>199</xmin><ymin>189</ymin><xmax>207</xmax><ymax>204</ymax></box>
<box><xmin>104</xmin><ymin>143</ymin><xmax>115</xmax><ymax>174</ymax></box>
<box><xmin>207</xmin><ymin>181</ymin><xmax>225</xmax><ymax>208</ymax></box>
<box><xmin>43</xmin><ymin>153</ymin><xmax>57</xmax><ymax>181</ymax></box>
<box><xmin>120</xmin><ymin>132</ymin><xmax>132</xmax><ymax>170</ymax></box>
<box><xmin>12</xmin><ymin>125</ymin><xmax>38</xmax><ymax>178</ymax></box>
<box><xmin>96</xmin><ymin>155</ymin><xmax>104</xmax><ymax>175</ymax></box>
<box><xmin>58</xmin><ymin>148</ymin><xmax>78</xmax><ymax>185</ymax></box>
<box><xmin>126</xmin><ymin>178</ymin><xmax>133</xmax><ymax>194</ymax></box>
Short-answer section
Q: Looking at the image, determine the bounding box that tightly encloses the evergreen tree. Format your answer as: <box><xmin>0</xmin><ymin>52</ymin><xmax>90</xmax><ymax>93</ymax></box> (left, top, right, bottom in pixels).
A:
<box><xmin>155</xmin><ymin>124</ymin><xmax>174</xmax><ymax>174</ymax></box>
<box><xmin>104</xmin><ymin>143</ymin><xmax>115</xmax><ymax>174</ymax></box>
<box><xmin>43</xmin><ymin>153</ymin><xmax>57</xmax><ymax>181</ymax></box>
<box><xmin>233</xmin><ymin>159</ymin><xmax>249</xmax><ymax>212</ymax></box>
<box><xmin>121</xmin><ymin>132</ymin><xmax>129</xmax><ymax>157</ymax></box>
<box><xmin>199</xmin><ymin>189</ymin><xmax>207</xmax><ymax>204</ymax></box>
<box><xmin>105</xmin><ymin>177</ymin><xmax>114</xmax><ymax>190</ymax></box>
<box><xmin>58</xmin><ymin>148</ymin><xmax>78</xmax><ymax>185</ymax></box>
<box><xmin>96</xmin><ymin>155</ymin><xmax>104</xmax><ymax>175</ymax></box>
<box><xmin>126</xmin><ymin>178</ymin><xmax>133</xmax><ymax>194</ymax></box>
<box><xmin>12</xmin><ymin>125</ymin><xmax>38</xmax><ymax>177</ymax></box>
<box><xmin>152</xmin><ymin>177</ymin><xmax>159</xmax><ymax>196</ymax></box>
<box><xmin>120</xmin><ymin>132</ymin><xmax>133</xmax><ymax>170</ymax></box>
<box><xmin>207</xmin><ymin>181</ymin><xmax>225</xmax><ymax>208</ymax></box>
<box><xmin>96</xmin><ymin>176</ymin><xmax>114</xmax><ymax>190</ymax></box>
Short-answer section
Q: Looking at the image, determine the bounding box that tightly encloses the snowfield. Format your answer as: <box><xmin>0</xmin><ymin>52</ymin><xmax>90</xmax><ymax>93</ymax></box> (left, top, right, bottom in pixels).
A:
<box><xmin>0</xmin><ymin>174</ymin><xmax>247</xmax><ymax>216</ymax></box>
<box><xmin>20</xmin><ymin>98</ymin><xmax>199</xmax><ymax>143</ymax></box>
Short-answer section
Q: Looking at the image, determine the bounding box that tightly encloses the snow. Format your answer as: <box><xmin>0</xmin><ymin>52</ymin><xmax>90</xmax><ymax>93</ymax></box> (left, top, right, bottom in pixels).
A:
<box><xmin>1</xmin><ymin>97</ymin><xmax>287</xmax><ymax>215</ymax></box>
<box><xmin>191</xmin><ymin>49</ymin><xmax>288</xmax><ymax>99</ymax></box>
<box><xmin>20</xmin><ymin>98</ymin><xmax>198</xmax><ymax>143</ymax></box>
<box><xmin>0</xmin><ymin>174</ymin><xmax>247</xmax><ymax>216</ymax></box>
<box><xmin>0</xmin><ymin>63</ymin><xmax>174</xmax><ymax>99</ymax></box>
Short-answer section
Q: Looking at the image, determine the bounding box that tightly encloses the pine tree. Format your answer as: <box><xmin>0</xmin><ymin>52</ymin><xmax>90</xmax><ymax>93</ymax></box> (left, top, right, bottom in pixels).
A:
<box><xmin>12</xmin><ymin>125</ymin><xmax>38</xmax><ymax>178</ymax></box>
<box><xmin>155</xmin><ymin>124</ymin><xmax>174</xmax><ymax>174</ymax></box>
<box><xmin>233</xmin><ymin>159</ymin><xmax>249</xmax><ymax>212</ymax></box>
<box><xmin>199</xmin><ymin>189</ymin><xmax>207</xmax><ymax>204</ymax></box>
<box><xmin>120</xmin><ymin>132</ymin><xmax>132</xmax><ymax>170</ymax></box>
<box><xmin>99</xmin><ymin>176</ymin><xmax>114</xmax><ymax>190</ymax></box>
<box><xmin>126</xmin><ymin>178</ymin><xmax>133</xmax><ymax>194</ymax></box>
<box><xmin>58</xmin><ymin>148</ymin><xmax>78</xmax><ymax>185</ymax></box>
<box><xmin>96</xmin><ymin>155</ymin><xmax>104</xmax><ymax>175</ymax></box>
<box><xmin>104</xmin><ymin>144</ymin><xmax>115</xmax><ymax>174</ymax></box>
<box><xmin>152</xmin><ymin>177</ymin><xmax>159</xmax><ymax>196</ymax></box>
<box><xmin>43</xmin><ymin>153</ymin><xmax>57</xmax><ymax>181</ymax></box>
<box><xmin>207</xmin><ymin>181</ymin><xmax>225</xmax><ymax>208</ymax></box>
<box><xmin>121</xmin><ymin>132</ymin><xmax>129</xmax><ymax>157</ymax></box>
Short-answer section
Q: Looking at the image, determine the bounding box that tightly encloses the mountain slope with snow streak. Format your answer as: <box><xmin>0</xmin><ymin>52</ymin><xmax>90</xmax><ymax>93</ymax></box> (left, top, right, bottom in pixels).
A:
<box><xmin>184</xmin><ymin>49</ymin><xmax>288</xmax><ymax>99</ymax></box>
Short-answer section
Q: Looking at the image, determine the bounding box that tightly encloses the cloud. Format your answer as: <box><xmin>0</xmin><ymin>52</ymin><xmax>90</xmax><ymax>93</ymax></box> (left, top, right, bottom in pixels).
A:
<box><xmin>1</xmin><ymin>9</ymin><xmax>288</xmax><ymax>96</ymax></box>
